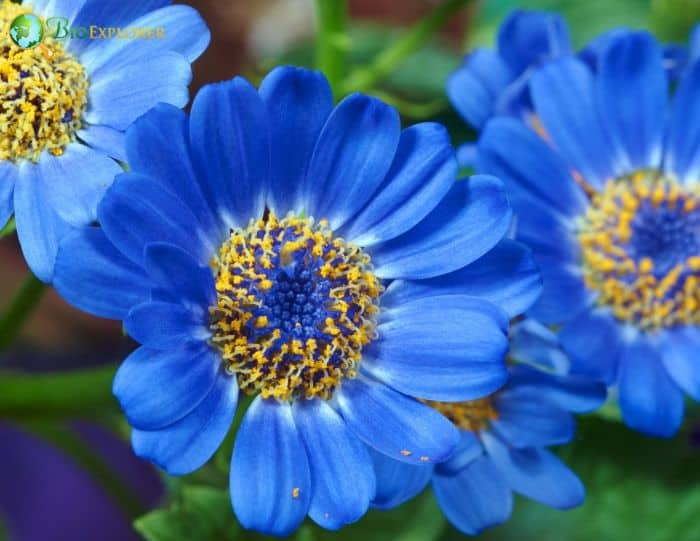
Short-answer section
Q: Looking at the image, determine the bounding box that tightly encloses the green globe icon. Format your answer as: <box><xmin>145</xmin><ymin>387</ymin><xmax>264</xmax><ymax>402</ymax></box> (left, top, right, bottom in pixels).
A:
<box><xmin>9</xmin><ymin>13</ymin><xmax>44</xmax><ymax>49</ymax></box>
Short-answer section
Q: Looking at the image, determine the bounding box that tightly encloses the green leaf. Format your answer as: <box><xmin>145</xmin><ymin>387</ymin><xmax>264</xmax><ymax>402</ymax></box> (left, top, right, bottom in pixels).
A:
<box><xmin>0</xmin><ymin>217</ymin><xmax>15</xmax><ymax>238</ymax></box>
<box><xmin>437</xmin><ymin>417</ymin><xmax>700</xmax><ymax>540</ymax></box>
<box><xmin>134</xmin><ymin>485</ymin><xmax>240</xmax><ymax>541</ymax></box>
<box><xmin>315</xmin><ymin>490</ymin><xmax>446</xmax><ymax>541</ymax></box>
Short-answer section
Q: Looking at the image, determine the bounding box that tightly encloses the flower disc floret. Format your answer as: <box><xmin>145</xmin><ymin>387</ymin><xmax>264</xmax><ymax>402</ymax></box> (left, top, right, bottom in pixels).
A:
<box><xmin>209</xmin><ymin>211</ymin><xmax>383</xmax><ymax>401</ymax></box>
<box><xmin>423</xmin><ymin>398</ymin><xmax>499</xmax><ymax>432</ymax></box>
<box><xmin>0</xmin><ymin>1</ymin><xmax>89</xmax><ymax>163</ymax></box>
<box><xmin>579</xmin><ymin>171</ymin><xmax>699</xmax><ymax>331</ymax></box>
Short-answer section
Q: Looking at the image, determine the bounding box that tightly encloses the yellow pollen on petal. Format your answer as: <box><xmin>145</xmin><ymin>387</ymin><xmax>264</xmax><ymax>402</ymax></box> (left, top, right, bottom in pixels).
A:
<box><xmin>0</xmin><ymin>1</ymin><xmax>89</xmax><ymax>163</ymax></box>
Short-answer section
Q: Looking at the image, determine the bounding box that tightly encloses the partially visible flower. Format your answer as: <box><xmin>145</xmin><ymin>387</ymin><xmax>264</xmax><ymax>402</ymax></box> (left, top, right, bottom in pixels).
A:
<box><xmin>0</xmin><ymin>0</ymin><xmax>209</xmax><ymax>281</ymax></box>
<box><xmin>446</xmin><ymin>10</ymin><xmax>571</xmax><ymax>133</ymax></box>
<box><xmin>369</xmin><ymin>320</ymin><xmax>606</xmax><ymax>536</ymax></box>
<box><xmin>53</xmin><ymin>67</ymin><xmax>540</xmax><ymax>536</ymax></box>
<box><xmin>478</xmin><ymin>30</ymin><xmax>700</xmax><ymax>437</ymax></box>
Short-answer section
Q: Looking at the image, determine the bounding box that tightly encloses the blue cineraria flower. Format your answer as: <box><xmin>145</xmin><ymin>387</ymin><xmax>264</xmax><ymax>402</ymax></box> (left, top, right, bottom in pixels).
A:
<box><xmin>370</xmin><ymin>320</ymin><xmax>606</xmax><ymax>536</ymax></box>
<box><xmin>0</xmin><ymin>0</ymin><xmax>209</xmax><ymax>282</ymax></box>
<box><xmin>477</xmin><ymin>30</ymin><xmax>700</xmax><ymax>438</ymax></box>
<box><xmin>446</xmin><ymin>10</ymin><xmax>571</xmax><ymax>133</ymax></box>
<box><xmin>52</xmin><ymin>66</ymin><xmax>541</xmax><ymax>536</ymax></box>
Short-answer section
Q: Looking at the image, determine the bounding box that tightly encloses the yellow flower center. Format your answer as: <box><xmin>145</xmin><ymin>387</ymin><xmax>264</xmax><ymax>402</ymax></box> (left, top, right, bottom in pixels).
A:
<box><xmin>1</xmin><ymin>1</ymin><xmax>89</xmax><ymax>163</ymax></box>
<box><xmin>209</xmin><ymin>211</ymin><xmax>383</xmax><ymax>401</ymax></box>
<box><xmin>423</xmin><ymin>398</ymin><xmax>499</xmax><ymax>432</ymax></box>
<box><xmin>578</xmin><ymin>170</ymin><xmax>699</xmax><ymax>331</ymax></box>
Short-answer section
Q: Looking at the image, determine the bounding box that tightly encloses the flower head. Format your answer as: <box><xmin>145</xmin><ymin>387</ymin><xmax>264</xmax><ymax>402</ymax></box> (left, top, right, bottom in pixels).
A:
<box><xmin>478</xmin><ymin>30</ymin><xmax>700</xmax><ymax>437</ymax></box>
<box><xmin>53</xmin><ymin>66</ymin><xmax>541</xmax><ymax>536</ymax></box>
<box><xmin>370</xmin><ymin>320</ymin><xmax>606</xmax><ymax>535</ymax></box>
<box><xmin>0</xmin><ymin>0</ymin><xmax>209</xmax><ymax>282</ymax></box>
<box><xmin>446</xmin><ymin>9</ymin><xmax>571</xmax><ymax>132</ymax></box>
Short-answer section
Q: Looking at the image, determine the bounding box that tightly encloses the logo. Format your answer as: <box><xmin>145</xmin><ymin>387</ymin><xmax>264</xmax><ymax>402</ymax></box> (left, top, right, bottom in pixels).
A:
<box><xmin>9</xmin><ymin>13</ymin><xmax>44</xmax><ymax>49</ymax></box>
<box><xmin>8</xmin><ymin>13</ymin><xmax>166</xmax><ymax>49</ymax></box>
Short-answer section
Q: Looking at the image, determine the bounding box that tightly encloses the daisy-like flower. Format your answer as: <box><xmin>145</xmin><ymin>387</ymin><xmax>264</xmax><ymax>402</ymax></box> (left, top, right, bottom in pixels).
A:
<box><xmin>0</xmin><ymin>0</ymin><xmax>209</xmax><ymax>281</ymax></box>
<box><xmin>52</xmin><ymin>67</ymin><xmax>542</xmax><ymax>535</ymax></box>
<box><xmin>446</xmin><ymin>9</ymin><xmax>571</xmax><ymax>132</ymax></box>
<box><xmin>477</xmin><ymin>30</ymin><xmax>700</xmax><ymax>437</ymax></box>
<box><xmin>369</xmin><ymin>320</ymin><xmax>606</xmax><ymax>536</ymax></box>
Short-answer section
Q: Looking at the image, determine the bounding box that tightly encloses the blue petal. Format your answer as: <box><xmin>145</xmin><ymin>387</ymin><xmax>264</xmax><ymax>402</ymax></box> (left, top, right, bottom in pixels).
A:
<box><xmin>509</xmin><ymin>319</ymin><xmax>570</xmax><ymax>372</ymax></box>
<box><xmin>530</xmin><ymin>57</ymin><xmax>615</xmax><ymax>189</ymax></box>
<box><xmin>618</xmin><ymin>334</ymin><xmax>684</xmax><ymax>438</ymax></box>
<box><xmin>692</xmin><ymin>22</ymin><xmax>700</xmax><ymax>60</ymax></box>
<box><xmin>37</xmin><ymin>143</ymin><xmax>121</xmax><ymax>227</ymax></box>
<box><xmin>259</xmin><ymin>66</ymin><xmax>333</xmax><ymax>215</ymax></box>
<box><xmin>507</xmin><ymin>364</ymin><xmax>607</xmax><ymax>414</ymax></box>
<box><xmin>478</xmin><ymin>117</ymin><xmax>588</xmax><ymax>217</ymax></box>
<box><xmin>491</xmin><ymin>389</ymin><xmax>575</xmax><ymax>448</ymax></box>
<box><xmin>335</xmin><ymin>375</ymin><xmax>459</xmax><ymax>465</ymax></box>
<box><xmin>578</xmin><ymin>28</ymin><xmax>627</xmax><ymax>71</ymax></box>
<box><xmin>76</xmin><ymin>125</ymin><xmax>127</xmax><ymax>163</ymax></box>
<box><xmin>125</xmin><ymin>301</ymin><xmax>210</xmax><ymax>349</ymax></box>
<box><xmin>370</xmin><ymin>175</ymin><xmax>512</xmax><ymax>280</ymax></box>
<box><xmin>113</xmin><ymin>345</ymin><xmax>220</xmax><ymax>430</ymax></box>
<box><xmin>433</xmin><ymin>456</ymin><xmax>513</xmax><ymax>536</ymax></box>
<box><xmin>292</xmin><ymin>399</ymin><xmax>375</xmax><ymax>530</ymax></box>
<box><xmin>143</xmin><ymin>243</ymin><xmax>216</xmax><ymax>310</ymax></box>
<box><xmin>435</xmin><ymin>431</ymin><xmax>484</xmax><ymax>476</ymax></box>
<box><xmin>527</xmin><ymin>257</ymin><xmax>594</xmax><ymax>325</ymax></box>
<box><xmin>497</xmin><ymin>10</ymin><xmax>571</xmax><ymax>73</ymax></box>
<box><xmin>664</xmin><ymin>61</ymin><xmax>700</xmax><ymax>184</ymax></box>
<box><xmin>81</xmin><ymin>5</ymin><xmax>210</xmax><ymax>71</ymax></box>
<box><xmin>132</xmin><ymin>374</ymin><xmax>238</xmax><ymax>475</ymax></box>
<box><xmin>67</xmin><ymin>0</ymin><xmax>169</xmax><ymax>54</ymax></box>
<box><xmin>14</xmin><ymin>161</ymin><xmax>74</xmax><ymax>283</ymax></box>
<box><xmin>125</xmin><ymin>104</ymin><xmax>217</xmax><ymax>237</ymax></box>
<box><xmin>369</xmin><ymin>447</ymin><xmax>433</xmax><ymax>510</ymax></box>
<box><xmin>0</xmin><ymin>161</ymin><xmax>17</xmax><ymax>228</ymax></box>
<box><xmin>54</xmin><ymin>228</ymin><xmax>152</xmax><ymax>318</ymax></box>
<box><xmin>33</xmin><ymin>0</ymin><xmax>87</xmax><ymax>23</ymax></box>
<box><xmin>658</xmin><ymin>326</ymin><xmax>700</xmax><ymax>401</ymax></box>
<box><xmin>363</xmin><ymin>295</ymin><xmax>508</xmax><ymax>401</ymax></box>
<box><xmin>230</xmin><ymin>398</ymin><xmax>311</xmax><ymax>537</ymax></box>
<box><xmin>457</xmin><ymin>143</ymin><xmax>477</xmax><ymax>168</ymax></box>
<box><xmin>446</xmin><ymin>50</ymin><xmax>513</xmax><ymax>129</ymax></box>
<box><xmin>98</xmin><ymin>173</ymin><xmax>208</xmax><ymax>266</ymax></box>
<box><xmin>189</xmin><ymin>77</ymin><xmax>270</xmax><ymax>230</ymax></box>
<box><xmin>559</xmin><ymin>308</ymin><xmax>624</xmax><ymax>385</ymax></box>
<box><xmin>341</xmin><ymin>123</ymin><xmax>457</xmax><ymax>246</ymax></box>
<box><xmin>381</xmin><ymin>239</ymin><xmax>542</xmax><ymax>319</ymax></box>
<box><xmin>482</xmin><ymin>431</ymin><xmax>584</xmax><ymax>509</ymax></box>
<box><xmin>305</xmin><ymin>94</ymin><xmax>401</xmax><ymax>229</ymax></box>
<box><xmin>597</xmin><ymin>31</ymin><xmax>666</xmax><ymax>172</ymax></box>
<box><xmin>85</xmin><ymin>52</ymin><xmax>191</xmax><ymax>131</ymax></box>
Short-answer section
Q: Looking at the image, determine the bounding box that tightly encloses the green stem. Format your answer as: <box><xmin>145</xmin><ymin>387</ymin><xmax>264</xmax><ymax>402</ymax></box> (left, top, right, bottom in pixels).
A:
<box><xmin>315</xmin><ymin>0</ymin><xmax>348</xmax><ymax>94</ymax></box>
<box><xmin>0</xmin><ymin>273</ymin><xmax>47</xmax><ymax>352</ymax></box>
<box><xmin>367</xmin><ymin>90</ymin><xmax>448</xmax><ymax>119</ymax></box>
<box><xmin>339</xmin><ymin>0</ymin><xmax>473</xmax><ymax>95</ymax></box>
<box><xmin>24</xmin><ymin>420</ymin><xmax>146</xmax><ymax>519</ymax></box>
<box><xmin>0</xmin><ymin>364</ymin><xmax>119</xmax><ymax>420</ymax></box>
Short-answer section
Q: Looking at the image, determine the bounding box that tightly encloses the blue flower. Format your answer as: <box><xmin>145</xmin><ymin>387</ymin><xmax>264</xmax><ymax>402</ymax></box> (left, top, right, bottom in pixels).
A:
<box><xmin>369</xmin><ymin>320</ymin><xmax>606</xmax><ymax>536</ymax></box>
<box><xmin>0</xmin><ymin>0</ymin><xmax>209</xmax><ymax>282</ymax></box>
<box><xmin>446</xmin><ymin>10</ymin><xmax>571</xmax><ymax>132</ymax></box>
<box><xmin>52</xmin><ymin>66</ymin><xmax>540</xmax><ymax>535</ymax></box>
<box><xmin>477</xmin><ymin>30</ymin><xmax>700</xmax><ymax>438</ymax></box>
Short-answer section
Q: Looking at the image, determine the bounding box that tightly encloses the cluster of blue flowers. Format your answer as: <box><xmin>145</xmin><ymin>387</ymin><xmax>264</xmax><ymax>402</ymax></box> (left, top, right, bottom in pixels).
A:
<box><xmin>2</xmin><ymin>0</ymin><xmax>698</xmax><ymax>537</ymax></box>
